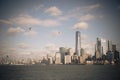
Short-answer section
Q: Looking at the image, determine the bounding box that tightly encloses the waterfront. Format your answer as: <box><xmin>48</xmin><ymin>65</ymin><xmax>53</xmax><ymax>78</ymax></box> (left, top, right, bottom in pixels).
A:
<box><xmin>0</xmin><ymin>65</ymin><xmax>120</xmax><ymax>80</ymax></box>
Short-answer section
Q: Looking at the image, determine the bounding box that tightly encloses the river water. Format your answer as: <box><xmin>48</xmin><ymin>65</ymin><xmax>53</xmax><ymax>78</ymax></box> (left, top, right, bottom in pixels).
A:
<box><xmin>0</xmin><ymin>65</ymin><xmax>120</xmax><ymax>80</ymax></box>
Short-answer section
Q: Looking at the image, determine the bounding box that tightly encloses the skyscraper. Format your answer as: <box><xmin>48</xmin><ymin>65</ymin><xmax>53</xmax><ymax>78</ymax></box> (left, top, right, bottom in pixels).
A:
<box><xmin>68</xmin><ymin>48</ymin><xmax>74</xmax><ymax>56</ymax></box>
<box><xmin>81</xmin><ymin>48</ymin><xmax>85</xmax><ymax>56</ymax></box>
<box><xmin>112</xmin><ymin>44</ymin><xmax>116</xmax><ymax>52</ymax></box>
<box><xmin>102</xmin><ymin>46</ymin><xmax>104</xmax><ymax>55</ymax></box>
<box><xmin>96</xmin><ymin>37</ymin><xmax>102</xmax><ymax>58</ymax></box>
<box><xmin>59</xmin><ymin>47</ymin><xmax>68</xmax><ymax>64</ymax></box>
<box><xmin>55</xmin><ymin>52</ymin><xmax>61</xmax><ymax>64</ymax></box>
<box><xmin>64</xmin><ymin>55</ymin><xmax>71</xmax><ymax>64</ymax></box>
<box><xmin>108</xmin><ymin>40</ymin><xmax>112</xmax><ymax>51</ymax></box>
<box><xmin>75</xmin><ymin>31</ymin><xmax>81</xmax><ymax>56</ymax></box>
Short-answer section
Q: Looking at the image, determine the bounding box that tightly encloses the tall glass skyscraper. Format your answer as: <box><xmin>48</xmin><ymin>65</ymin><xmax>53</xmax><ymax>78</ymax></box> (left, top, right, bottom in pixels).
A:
<box><xmin>108</xmin><ymin>40</ymin><xmax>112</xmax><ymax>51</ymax></box>
<box><xmin>96</xmin><ymin>37</ymin><xmax>102</xmax><ymax>58</ymax></box>
<box><xmin>75</xmin><ymin>31</ymin><xmax>81</xmax><ymax>56</ymax></box>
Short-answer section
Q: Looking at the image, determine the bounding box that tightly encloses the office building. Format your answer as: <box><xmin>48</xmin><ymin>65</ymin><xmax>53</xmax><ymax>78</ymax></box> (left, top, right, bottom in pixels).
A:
<box><xmin>102</xmin><ymin>46</ymin><xmax>104</xmax><ymax>56</ymax></box>
<box><xmin>106</xmin><ymin>51</ymin><xmax>113</xmax><ymax>64</ymax></box>
<box><xmin>108</xmin><ymin>40</ymin><xmax>112</xmax><ymax>51</ymax></box>
<box><xmin>96</xmin><ymin>37</ymin><xmax>102</xmax><ymax>58</ymax></box>
<box><xmin>72</xmin><ymin>55</ymin><xmax>79</xmax><ymax>64</ymax></box>
<box><xmin>75</xmin><ymin>31</ymin><xmax>81</xmax><ymax>56</ymax></box>
<box><xmin>112</xmin><ymin>44</ymin><xmax>116</xmax><ymax>52</ymax></box>
<box><xmin>59</xmin><ymin>47</ymin><xmax>68</xmax><ymax>64</ymax></box>
<box><xmin>95</xmin><ymin>50</ymin><xmax>100</xmax><ymax>59</ymax></box>
<box><xmin>112</xmin><ymin>44</ymin><xmax>119</xmax><ymax>63</ymax></box>
<box><xmin>48</xmin><ymin>57</ymin><xmax>53</xmax><ymax>64</ymax></box>
<box><xmin>55</xmin><ymin>52</ymin><xmax>61</xmax><ymax>64</ymax></box>
<box><xmin>64</xmin><ymin>55</ymin><xmax>71</xmax><ymax>64</ymax></box>
<box><xmin>114</xmin><ymin>50</ymin><xmax>119</xmax><ymax>63</ymax></box>
<box><xmin>68</xmin><ymin>48</ymin><xmax>74</xmax><ymax>56</ymax></box>
<box><xmin>81</xmin><ymin>48</ymin><xmax>85</xmax><ymax>56</ymax></box>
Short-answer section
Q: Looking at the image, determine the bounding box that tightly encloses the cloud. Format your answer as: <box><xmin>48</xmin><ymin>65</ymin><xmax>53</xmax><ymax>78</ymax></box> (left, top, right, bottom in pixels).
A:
<box><xmin>81</xmin><ymin>34</ymin><xmax>88</xmax><ymax>40</ymax></box>
<box><xmin>73</xmin><ymin>22</ymin><xmax>88</xmax><ymax>30</ymax></box>
<box><xmin>41</xmin><ymin>19</ymin><xmax>60</xmax><ymax>26</ymax></box>
<box><xmin>80</xmin><ymin>14</ymin><xmax>95</xmax><ymax>21</ymax></box>
<box><xmin>17</xmin><ymin>43</ymin><xmax>30</xmax><ymax>49</ymax></box>
<box><xmin>11</xmin><ymin>15</ymin><xmax>60</xmax><ymax>27</ymax></box>
<box><xmin>34</xmin><ymin>4</ymin><xmax>44</xmax><ymax>11</ymax></box>
<box><xmin>0</xmin><ymin>20</ymin><xmax>11</xmax><ymax>24</ymax></box>
<box><xmin>57</xmin><ymin>16</ymin><xmax>69</xmax><ymax>21</ymax></box>
<box><xmin>0</xmin><ymin>14</ymin><xmax>60</xmax><ymax>27</ymax></box>
<box><xmin>88</xmin><ymin>3</ymin><xmax>102</xmax><ymax>10</ymax></box>
<box><xmin>7</xmin><ymin>26</ymin><xmax>38</xmax><ymax>36</ymax></box>
<box><xmin>7</xmin><ymin>27</ymin><xmax>24</xmax><ymax>34</ymax></box>
<box><xmin>52</xmin><ymin>30</ymin><xmax>62</xmax><ymax>36</ymax></box>
<box><xmin>24</xmin><ymin>30</ymin><xmax>38</xmax><ymax>36</ymax></box>
<box><xmin>66</xmin><ymin>3</ymin><xmax>102</xmax><ymax>20</ymax></box>
<box><xmin>45</xmin><ymin>6</ymin><xmax>62</xmax><ymax>16</ymax></box>
<box><xmin>9</xmin><ymin>48</ymin><xmax>17</xmax><ymax>52</ymax></box>
<box><xmin>19</xmin><ymin>43</ymin><xmax>59</xmax><ymax>57</ymax></box>
<box><xmin>45</xmin><ymin>43</ymin><xmax>59</xmax><ymax>52</ymax></box>
<box><xmin>11</xmin><ymin>15</ymin><xmax>41</xmax><ymax>26</ymax></box>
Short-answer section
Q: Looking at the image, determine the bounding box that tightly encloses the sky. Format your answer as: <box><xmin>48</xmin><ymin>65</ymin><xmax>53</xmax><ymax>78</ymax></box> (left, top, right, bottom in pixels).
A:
<box><xmin>0</xmin><ymin>0</ymin><xmax>120</xmax><ymax>59</ymax></box>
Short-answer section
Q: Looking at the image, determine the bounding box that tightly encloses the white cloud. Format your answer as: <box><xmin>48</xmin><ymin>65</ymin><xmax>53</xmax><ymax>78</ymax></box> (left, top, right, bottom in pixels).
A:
<box><xmin>64</xmin><ymin>3</ymin><xmax>102</xmax><ymax>20</ymax></box>
<box><xmin>45</xmin><ymin>43</ymin><xmax>59</xmax><ymax>52</ymax></box>
<box><xmin>57</xmin><ymin>16</ymin><xmax>69</xmax><ymax>21</ymax></box>
<box><xmin>81</xmin><ymin>34</ymin><xmax>88</xmax><ymax>40</ymax></box>
<box><xmin>80</xmin><ymin>14</ymin><xmax>95</xmax><ymax>21</ymax></box>
<box><xmin>17</xmin><ymin>43</ymin><xmax>30</xmax><ymax>49</ymax></box>
<box><xmin>73</xmin><ymin>22</ymin><xmax>88</xmax><ymax>30</ymax></box>
<box><xmin>0</xmin><ymin>14</ymin><xmax>60</xmax><ymax>27</ymax></box>
<box><xmin>34</xmin><ymin>4</ymin><xmax>44</xmax><ymax>11</ymax></box>
<box><xmin>0</xmin><ymin>20</ymin><xmax>11</xmax><ymax>24</ymax></box>
<box><xmin>45</xmin><ymin>6</ymin><xmax>62</xmax><ymax>16</ymax></box>
<box><xmin>24</xmin><ymin>30</ymin><xmax>38</xmax><ymax>36</ymax></box>
<box><xmin>67</xmin><ymin>7</ymin><xmax>82</xmax><ymax>19</ymax></box>
<box><xmin>19</xmin><ymin>51</ymin><xmax>32</xmax><ymax>55</ymax></box>
<box><xmin>41</xmin><ymin>19</ymin><xmax>60</xmax><ymax>27</ymax></box>
<box><xmin>7</xmin><ymin>27</ymin><xmax>24</xmax><ymax>34</ymax></box>
<box><xmin>52</xmin><ymin>30</ymin><xmax>62</xmax><ymax>36</ymax></box>
<box><xmin>7</xmin><ymin>26</ymin><xmax>38</xmax><ymax>36</ymax></box>
<box><xmin>10</xmin><ymin>15</ymin><xmax>60</xmax><ymax>27</ymax></box>
<box><xmin>88</xmin><ymin>3</ymin><xmax>102</xmax><ymax>10</ymax></box>
<box><xmin>9</xmin><ymin>48</ymin><xmax>17</xmax><ymax>51</ymax></box>
<box><xmin>11</xmin><ymin>16</ymin><xmax>41</xmax><ymax>26</ymax></box>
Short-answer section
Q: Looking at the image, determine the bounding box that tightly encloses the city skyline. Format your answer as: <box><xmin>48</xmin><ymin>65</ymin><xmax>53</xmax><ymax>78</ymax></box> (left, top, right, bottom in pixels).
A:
<box><xmin>0</xmin><ymin>0</ymin><xmax>120</xmax><ymax>59</ymax></box>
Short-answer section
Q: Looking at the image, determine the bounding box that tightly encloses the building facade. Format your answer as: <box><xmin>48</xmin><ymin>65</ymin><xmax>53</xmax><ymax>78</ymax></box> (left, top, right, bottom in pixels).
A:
<box><xmin>95</xmin><ymin>37</ymin><xmax>102</xmax><ymax>58</ymax></box>
<box><xmin>75</xmin><ymin>31</ymin><xmax>81</xmax><ymax>56</ymax></box>
<box><xmin>55</xmin><ymin>52</ymin><xmax>61</xmax><ymax>64</ymax></box>
<box><xmin>64</xmin><ymin>55</ymin><xmax>71</xmax><ymax>64</ymax></box>
<box><xmin>108</xmin><ymin>40</ymin><xmax>112</xmax><ymax>51</ymax></box>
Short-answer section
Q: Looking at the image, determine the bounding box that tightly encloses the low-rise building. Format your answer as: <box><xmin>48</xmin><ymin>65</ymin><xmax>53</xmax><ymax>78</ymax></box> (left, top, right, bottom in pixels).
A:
<box><xmin>64</xmin><ymin>55</ymin><xmax>71</xmax><ymax>64</ymax></box>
